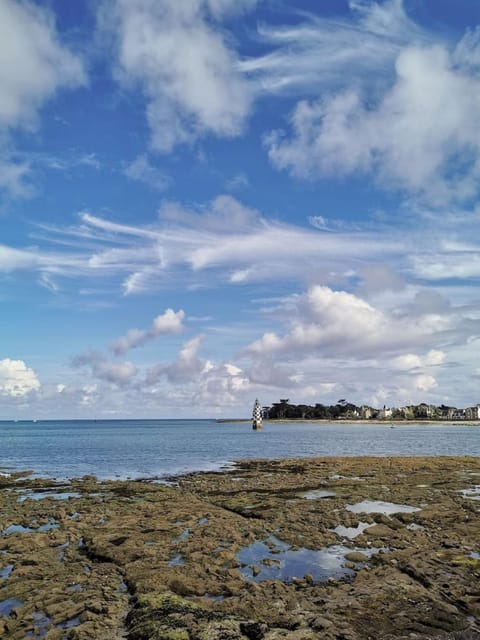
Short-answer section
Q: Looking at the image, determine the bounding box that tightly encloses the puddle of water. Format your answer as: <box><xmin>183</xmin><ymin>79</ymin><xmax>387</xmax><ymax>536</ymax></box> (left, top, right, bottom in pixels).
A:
<box><xmin>2</xmin><ymin>521</ymin><xmax>60</xmax><ymax>535</ymax></box>
<box><xmin>118</xmin><ymin>582</ymin><xmax>128</xmax><ymax>592</ymax></box>
<box><xmin>331</xmin><ymin>523</ymin><xmax>372</xmax><ymax>539</ymax></box>
<box><xmin>27</xmin><ymin>612</ymin><xmax>51</xmax><ymax>638</ymax></box>
<box><xmin>0</xmin><ymin>564</ymin><xmax>14</xmax><ymax>579</ymax></box>
<box><xmin>330</xmin><ymin>475</ymin><xmax>364</xmax><ymax>481</ymax></box>
<box><xmin>172</xmin><ymin>528</ymin><xmax>190</xmax><ymax>544</ymax></box>
<box><xmin>470</xmin><ymin>552</ymin><xmax>480</xmax><ymax>560</ymax></box>
<box><xmin>459</xmin><ymin>486</ymin><xmax>480</xmax><ymax>500</ymax></box>
<box><xmin>346</xmin><ymin>500</ymin><xmax>421</xmax><ymax>515</ymax></box>
<box><xmin>67</xmin><ymin>512</ymin><xmax>79</xmax><ymax>520</ymax></box>
<box><xmin>299</xmin><ymin>489</ymin><xmax>336</xmax><ymax>500</ymax></box>
<box><xmin>67</xmin><ymin>584</ymin><xmax>83</xmax><ymax>592</ymax></box>
<box><xmin>0</xmin><ymin>598</ymin><xmax>23</xmax><ymax>617</ymax></box>
<box><xmin>59</xmin><ymin>616</ymin><xmax>81</xmax><ymax>629</ymax></box>
<box><xmin>197</xmin><ymin>517</ymin><xmax>208</xmax><ymax>525</ymax></box>
<box><xmin>201</xmin><ymin>593</ymin><xmax>225</xmax><ymax>602</ymax></box>
<box><xmin>168</xmin><ymin>554</ymin><xmax>185</xmax><ymax>567</ymax></box>
<box><xmin>406</xmin><ymin>523</ymin><xmax>424</xmax><ymax>531</ymax></box>
<box><xmin>237</xmin><ymin>537</ymin><xmax>381</xmax><ymax>584</ymax></box>
<box><xmin>17</xmin><ymin>491</ymin><xmax>81</xmax><ymax>503</ymax></box>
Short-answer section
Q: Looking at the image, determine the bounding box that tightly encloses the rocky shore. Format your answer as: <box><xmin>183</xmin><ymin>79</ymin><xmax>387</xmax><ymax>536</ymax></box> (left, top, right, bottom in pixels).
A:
<box><xmin>1</xmin><ymin>456</ymin><xmax>479</xmax><ymax>640</ymax></box>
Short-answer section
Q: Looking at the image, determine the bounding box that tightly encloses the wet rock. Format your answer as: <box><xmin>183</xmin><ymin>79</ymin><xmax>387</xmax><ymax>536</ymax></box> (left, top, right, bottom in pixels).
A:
<box><xmin>344</xmin><ymin>551</ymin><xmax>368</xmax><ymax>563</ymax></box>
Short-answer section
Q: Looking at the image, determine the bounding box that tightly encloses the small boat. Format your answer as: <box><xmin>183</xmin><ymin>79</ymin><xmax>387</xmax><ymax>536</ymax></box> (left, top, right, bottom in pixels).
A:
<box><xmin>252</xmin><ymin>398</ymin><xmax>263</xmax><ymax>430</ymax></box>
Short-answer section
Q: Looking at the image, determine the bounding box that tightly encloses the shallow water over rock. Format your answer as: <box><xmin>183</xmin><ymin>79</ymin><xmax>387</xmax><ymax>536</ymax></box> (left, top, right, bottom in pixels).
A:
<box><xmin>0</xmin><ymin>598</ymin><xmax>22</xmax><ymax>617</ymax></box>
<box><xmin>346</xmin><ymin>500</ymin><xmax>421</xmax><ymax>515</ymax></box>
<box><xmin>298</xmin><ymin>488</ymin><xmax>336</xmax><ymax>499</ymax></box>
<box><xmin>17</xmin><ymin>490</ymin><xmax>81</xmax><ymax>502</ymax></box>
<box><xmin>331</xmin><ymin>523</ymin><xmax>372</xmax><ymax>539</ymax></box>
<box><xmin>0</xmin><ymin>563</ymin><xmax>14</xmax><ymax>579</ymax></box>
<box><xmin>2</xmin><ymin>520</ymin><xmax>60</xmax><ymax>535</ymax></box>
<box><xmin>237</xmin><ymin>536</ymin><xmax>380</xmax><ymax>583</ymax></box>
<box><xmin>459</xmin><ymin>486</ymin><xmax>480</xmax><ymax>500</ymax></box>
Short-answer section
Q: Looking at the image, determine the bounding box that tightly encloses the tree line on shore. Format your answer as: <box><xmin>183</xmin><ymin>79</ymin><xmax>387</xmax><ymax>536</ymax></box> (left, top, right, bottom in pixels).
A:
<box><xmin>263</xmin><ymin>399</ymin><xmax>479</xmax><ymax>421</ymax></box>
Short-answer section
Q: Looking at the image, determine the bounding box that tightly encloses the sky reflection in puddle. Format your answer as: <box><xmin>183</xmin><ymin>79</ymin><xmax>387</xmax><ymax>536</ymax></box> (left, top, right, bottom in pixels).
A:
<box><xmin>168</xmin><ymin>553</ymin><xmax>185</xmax><ymax>567</ymax></box>
<box><xmin>0</xmin><ymin>598</ymin><xmax>23</xmax><ymax>617</ymax></box>
<box><xmin>237</xmin><ymin>536</ymin><xmax>379</xmax><ymax>583</ymax></box>
<box><xmin>299</xmin><ymin>489</ymin><xmax>336</xmax><ymax>500</ymax></box>
<box><xmin>17</xmin><ymin>491</ymin><xmax>81</xmax><ymax>503</ymax></box>
<box><xmin>459</xmin><ymin>486</ymin><xmax>480</xmax><ymax>500</ymax></box>
<box><xmin>331</xmin><ymin>523</ymin><xmax>372</xmax><ymax>539</ymax></box>
<box><xmin>172</xmin><ymin>528</ymin><xmax>190</xmax><ymax>544</ymax></box>
<box><xmin>346</xmin><ymin>500</ymin><xmax>421</xmax><ymax>515</ymax></box>
<box><xmin>0</xmin><ymin>563</ymin><xmax>14</xmax><ymax>579</ymax></box>
<box><xmin>2</xmin><ymin>521</ymin><xmax>60</xmax><ymax>535</ymax></box>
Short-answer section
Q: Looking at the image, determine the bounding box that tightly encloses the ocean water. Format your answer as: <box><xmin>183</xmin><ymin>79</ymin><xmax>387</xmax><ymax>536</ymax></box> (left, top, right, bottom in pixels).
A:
<box><xmin>0</xmin><ymin>419</ymin><xmax>478</xmax><ymax>481</ymax></box>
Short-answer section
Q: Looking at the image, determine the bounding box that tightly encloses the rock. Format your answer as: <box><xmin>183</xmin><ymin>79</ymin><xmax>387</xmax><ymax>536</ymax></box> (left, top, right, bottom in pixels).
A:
<box><xmin>345</xmin><ymin>551</ymin><xmax>368</xmax><ymax>562</ymax></box>
<box><xmin>240</xmin><ymin>621</ymin><xmax>269</xmax><ymax>640</ymax></box>
<box><xmin>365</xmin><ymin>524</ymin><xmax>393</xmax><ymax>537</ymax></box>
<box><xmin>310</xmin><ymin>615</ymin><xmax>333</xmax><ymax>630</ymax></box>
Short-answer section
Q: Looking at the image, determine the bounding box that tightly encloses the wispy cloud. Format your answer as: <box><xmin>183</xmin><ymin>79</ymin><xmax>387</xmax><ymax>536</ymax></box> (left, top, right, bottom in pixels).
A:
<box><xmin>124</xmin><ymin>154</ymin><xmax>171</xmax><ymax>191</ymax></box>
<box><xmin>241</xmin><ymin>0</ymin><xmax>431</xmax><ymax>94</ymax></box>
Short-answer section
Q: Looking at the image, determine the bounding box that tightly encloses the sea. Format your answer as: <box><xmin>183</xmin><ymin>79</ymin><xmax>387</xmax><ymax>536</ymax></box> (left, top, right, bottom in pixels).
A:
<box><xmin>0</xmin><ymin>419</ymin><xmax>479</xmax><ymax>481</ymax></box>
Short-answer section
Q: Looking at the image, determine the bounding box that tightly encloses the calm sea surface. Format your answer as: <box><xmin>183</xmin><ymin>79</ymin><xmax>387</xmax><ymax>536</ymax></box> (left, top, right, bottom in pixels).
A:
<box><xmin>0</xmin><ymin>419</ymin><xmax>479</xmax><ymax>481</ymax></box>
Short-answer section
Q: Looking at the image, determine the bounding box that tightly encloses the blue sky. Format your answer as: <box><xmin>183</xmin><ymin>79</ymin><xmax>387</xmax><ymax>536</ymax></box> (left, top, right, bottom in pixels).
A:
<box><xmin>2</xmin><ymin>0</ymin><xmax>480</xmax><ymax>418</ymax></box>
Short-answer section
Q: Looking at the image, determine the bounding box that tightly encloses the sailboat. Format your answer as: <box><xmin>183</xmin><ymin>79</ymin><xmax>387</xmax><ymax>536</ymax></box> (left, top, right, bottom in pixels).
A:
<box><xmin>252</xmin><ymin>398</ymin><xmax>263</xmax><ymax>430</ymax></box>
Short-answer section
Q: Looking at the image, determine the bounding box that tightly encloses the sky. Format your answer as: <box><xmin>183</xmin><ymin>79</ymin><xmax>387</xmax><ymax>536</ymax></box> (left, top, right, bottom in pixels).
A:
<box><xmin>2</xmin><ymin>0</ymin><xmax>480</xmax><ymax>419</ymax></box>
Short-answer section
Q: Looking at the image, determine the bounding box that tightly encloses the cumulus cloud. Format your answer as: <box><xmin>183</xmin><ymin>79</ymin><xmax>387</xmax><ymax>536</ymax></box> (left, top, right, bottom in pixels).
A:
<box><xmin>246</xmin><ymin>285</ymin><xmax>450</xmax><ymax>360</ymax></box>
<box><xmin>112</xmin><ymin>309</ymin><xmax>185</xmax><ymax>355</ymax></box>
<box><xmin>414</xmin><ymin>374</ymin><xmax>437</xmax><ymax>392</ymax></box>
<box><xmin>391</xmin><ymin>350</ymin><xmax>445</xmax><ymax>371</ymax></box>
<box><xmin>72</xmin><ymin>351</ymin><xmax>137</xmax><ymax>386</ymax></box>
<box><xmin>0</xmin><ymin>0</ymin><xmax>85</xmax><ymax>130</ymax></box>
<box><xmin>0</xmin><ymin>358</ymin><xmax>40</xmax><ymax>397</ymax></box>
<box><xmin>99</xmin><ymin>0</ymin><xmax>253</xmax><ymax>151</ymax></box>
<box><xmin>0</xmin><ymin>0</ymin><xmax>85</xmax><ymax>197</ymax></box>
<box><xmin>266</xmin><ymin>40</ymin><xmax>480</xmax><ymax>206</ymax></box>
<box><xmin>147</xmin><ymin>335</ymin><xmax>206</xmax><ymax>384</ymax></box>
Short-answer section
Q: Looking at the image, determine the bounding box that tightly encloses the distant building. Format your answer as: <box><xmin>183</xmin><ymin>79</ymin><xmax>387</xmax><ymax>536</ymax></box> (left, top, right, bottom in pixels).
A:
<box><xmin>360</xmin><ymin>406</ymin><xmax>374</xmax><ymax>419</ymax></box>
<box><xmin>465</xmin><ymin>405</ymin><xmax>480</xmax><ymax>420</ymax></box>
<box><xmin>379</xmin><ymin>405</ymin><xmax>393</xmax><ymax>419</ymax></box>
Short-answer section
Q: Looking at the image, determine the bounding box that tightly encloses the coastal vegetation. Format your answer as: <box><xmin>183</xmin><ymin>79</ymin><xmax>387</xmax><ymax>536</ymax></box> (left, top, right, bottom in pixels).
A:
<box><xmin>263</xmin><ymin>399</ymin><xmax>480</xmax><ymax>421</ymax></box>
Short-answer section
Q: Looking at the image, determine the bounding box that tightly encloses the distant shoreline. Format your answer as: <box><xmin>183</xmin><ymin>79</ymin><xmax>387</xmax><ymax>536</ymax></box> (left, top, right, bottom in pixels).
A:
<box><xmin>216</xmin><ymin>418</ymin><xmax>480</xmax><ymax>426</ymax></box>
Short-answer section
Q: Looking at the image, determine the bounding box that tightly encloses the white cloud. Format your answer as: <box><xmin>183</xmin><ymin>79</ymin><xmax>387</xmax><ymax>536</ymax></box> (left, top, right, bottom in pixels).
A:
<box><xmin>0</xmin><ymin>358</ymin><xmax>40</xmax><ymax>397</ymax></box>
<box><xmin>124</xmin><ymin>154</ymin><xmax>171</xmax><ymax>191</ymax></box>
<box><xmin>100</xmin><ymin>0</ymin><xmax>253</xmax><ymax>151</ymax></box>
<box><xmin>72</xmin><ymin>351</ymin><xmax>138</xmax><ymax>386</ymax></box>
<box><xmin>0</xmin><ymin>0</ymin><xmax>85</xmax><ymax>131</ymax></box>
<box><xmin>95</xmin><ymin>360</ymin><xmax>138</xmax><ymax>385</ymax></box>
<box><xmin>242</xmin><ymin>0</ymin><xmax>429</xmax><ymax>95</ymax></box>
<box><xmin>266</xmin><ymin>40</ymin><xmax>480</xmax><ymax>207</ymax></box>
<box><xmin>112</xmin><ymin>308</ymin><xmax>185</xmax><ymax>354</ymax></box>
<box><xmin>246</xmin><ymin>285</ymin><xmax>450</xmax><ymax>360</ymax></box>
<box><xmin>391</xmin><ymin>350</ymin><xmax>445</xmax><ymax>371</ymax></box>
<box><xmin>0</xmin><ymin>1</ymin><xmax>85</xmax><ymax>198</ymax></box>
<box><xmin>414</xmin><ymin>374</ymin><xmax>437</xmax><ymax>392</ymax></box>
<box><xmin>0</xmin><ymin>158</ymin><xmax>34</xmax><ymax>198</ymax></box>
